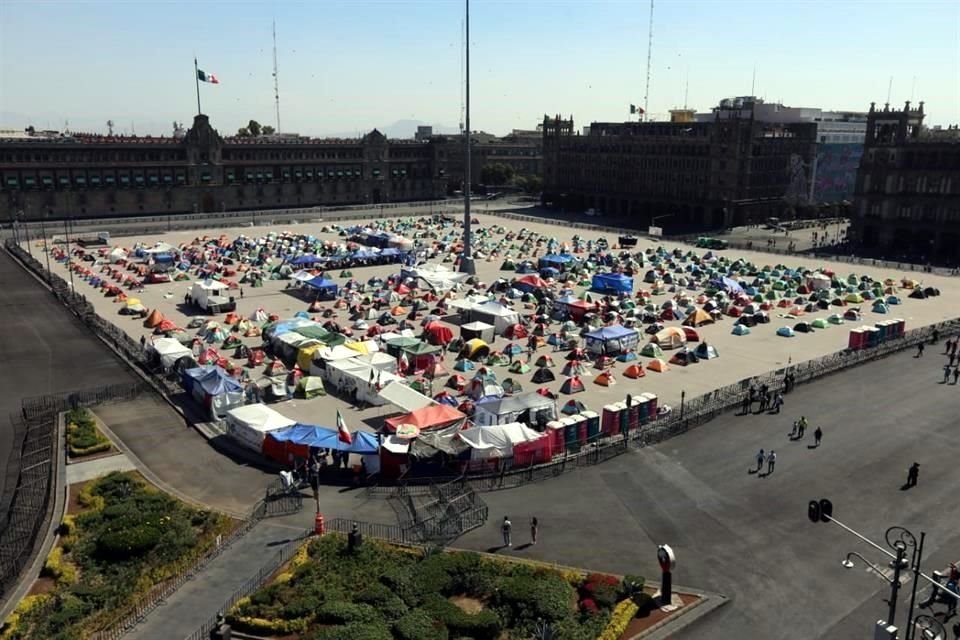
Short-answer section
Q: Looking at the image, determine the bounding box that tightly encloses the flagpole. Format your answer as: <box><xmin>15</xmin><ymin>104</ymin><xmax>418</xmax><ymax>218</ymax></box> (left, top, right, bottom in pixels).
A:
<box><xmin>194</xmin><ymin>57</ymin><xmax>202</xmax><ymax>115</ymax></box>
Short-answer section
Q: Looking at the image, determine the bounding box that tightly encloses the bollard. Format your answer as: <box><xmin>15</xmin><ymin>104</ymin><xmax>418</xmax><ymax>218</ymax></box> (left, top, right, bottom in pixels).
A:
<box><xmin>314</xmin><ymin>513</ymin><xmax>325</xmax><ymax>536</ymax></box>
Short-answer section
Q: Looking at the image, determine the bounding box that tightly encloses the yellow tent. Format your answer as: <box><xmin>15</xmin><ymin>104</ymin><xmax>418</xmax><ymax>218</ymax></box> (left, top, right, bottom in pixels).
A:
<box><xmin>683</xmin><ymin>308</ymin><xmax>713</xmax><ymax>327</ymax></box>
<box><xmin>297</xmin><ymin>344</ymin><xmax>322</xmax><ymax>371</ymax></box>
<box><xmin>345</xmin><ymin>341</ymin><xmax>370</xmax><ymax>355</ymax></box>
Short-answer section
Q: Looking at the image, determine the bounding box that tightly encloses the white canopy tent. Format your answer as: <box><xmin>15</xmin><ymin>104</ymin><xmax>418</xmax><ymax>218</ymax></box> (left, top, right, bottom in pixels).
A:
<box><xmin>470</xmin><ymin>301</ymin><xmax>520</xmax><ymax>335</ymax></box>
<box><xmin>378</xmin><ymin>381</ymin><xmax>435</xmax><ymax>413</ymax></box>
<box><xmin>401</xmin><ymin>264</ymin><xmax>471</xmax><ymax>293</ymax></box>
<box><xmin>150</xmin><ymin>337</ymin><xmax>192</xmax><ymax>370</ymax></box>
<box><xmin>457</xmin><ymin>422</ymin><xmax>546</xmax><ymax>460</ymax></box>
<box><xmin>225</xmin><ymin>403</ymin><xmax>296</xmax><ymax>452</ymax></box>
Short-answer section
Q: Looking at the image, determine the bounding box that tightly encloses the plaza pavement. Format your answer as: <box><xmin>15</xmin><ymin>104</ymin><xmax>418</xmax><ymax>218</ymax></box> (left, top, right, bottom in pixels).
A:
<box><xmin>21</xmin><ymin>208</ymin><xmax>959</xmax><ymax>431</ymax></box>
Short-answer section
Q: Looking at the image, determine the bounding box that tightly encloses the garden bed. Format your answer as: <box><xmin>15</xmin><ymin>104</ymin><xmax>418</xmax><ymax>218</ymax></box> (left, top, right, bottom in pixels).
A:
<box><xmin>65</xmin><ymin>408</ymin><xmax>115</xmax><ymax>459</ymax></box>
<box><xmin>228</xmin><ymin>534</ymin><xmax>653</xmax><ymax>640</ymax></box>
<box><xmin>0</xmin><ymin>471</ymin><xmax>234</xmax><ymax>639</ymax></box>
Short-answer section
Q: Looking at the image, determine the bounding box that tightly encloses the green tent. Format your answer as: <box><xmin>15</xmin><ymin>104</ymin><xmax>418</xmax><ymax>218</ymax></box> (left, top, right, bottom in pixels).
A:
<box><xmin>640</xmin><ymin>343</ymin><xmax>665</xmax><ymax>358</ymax></box>
<box><xmin>296</xmin><ymin>376</ymin><xmax>327</xmax><ymax>399</ymax></box>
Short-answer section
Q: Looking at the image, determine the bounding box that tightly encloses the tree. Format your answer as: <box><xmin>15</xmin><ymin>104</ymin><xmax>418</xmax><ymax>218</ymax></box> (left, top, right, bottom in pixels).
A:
<box><xmin>481</xmin><ymin>163</ymin><xmax>514</xmax><ymax>186</ymax></box>
<box><xmin>247</xmin><ymin>120</ymin><xmax>262</xmax><ymax>137</ymax></box>
<box><xmin>261</xmin><ymin>125</ymin><xmax>275</xmax><ymax>135</ymax></box>
<box><xmin>513</xmin><ymin>175</ymin><xmax>543</xmax><ymax>194</ymax></box>
<box><xmin>236</xmin><ymin>127</ymin><xmax>251</xmax><ymax>138</ymax></box>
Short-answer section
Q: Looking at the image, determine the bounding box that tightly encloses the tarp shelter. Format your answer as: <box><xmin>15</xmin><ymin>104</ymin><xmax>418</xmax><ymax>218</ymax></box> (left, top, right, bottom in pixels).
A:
<box><xmin>401</xmin><ymin>341</ymin><xmax>442</xmax><ymax>371</ymax></box>
<box><xmin>181</xmin><ymin>366</ymin><xmax>245</xmax><ymax>419</ymax></box>
<box><xmin>470</xmin><ymin>302</ymin><xmax>520</xmax><ymax>336</ymax></box>
<box><xmin>538</xmin><ymin>254</ymin><xmax>575</xmax><ymax>272</ymax></box>
<box><xmin>384</xmin><ymin>404</ymin><xmax>466</xmax><ymax>432</ymax></box>
<box><xmin>150</xmin><ymin>337</ymin><xmax>192</xmax><ymax>370</ymax></box>
<box><xmin>591</xmin><ymin>273</ymin><xmax>633</xmax><ymax>295</ymax></box>
<box><xmin>473</xmin><ymin>392</ymin><xmax>557</xmax><ymax>427</ymax></box>
<box><xmin>303</xmin><ymin>276</ymin><xmax>338</xmax><ymax>300</ymax></box>
<box><xmin>144</xmin><ymin>309</ymin><xmax>164</xmax><ymax>328</ymax></box>
<box><xmin>262</xmin><ymin>424</ymin><xmax>380</xmax><ymax>464</ymax></box>
<box><xmin>190</xmin><ymin>279</ymin><xmax>230</xmax><ymax>309</ymax></box>
<box><xmin>458</xmin><ymin>422</ymin><xmax>549</xmax><ymax>462</ymax></box>
<box><xmin>378</xmin><ymin>381</ymin><xmax>435</xmax><ymax>413</ymax></box>
<box><xmin>424</xmin><ymin>321</ymin><xmax>454</xmax><ymax>345</ymax></box>
<box><xmin>584</xmin><ymin>325</ymin><xmax>639</xmax><ymax>356</ymax></box>
<box><xmin>652</xmin><ymin>327</ymin><xmax>686</xmax><ymax>350</ymax></box>
<box><xmin>225</xmin><ymin>403</ymin><xmax>296</xmax><ymax>452</ymax></box>
<box><xmin>513</xmin><ymin>274</ymin><xmax>549</xmax><ymax>294</ymax></box>
<box><xmin>460</xmin><ymin>321</ymin><xmax>496</xmax><ymax>343</ymax></box>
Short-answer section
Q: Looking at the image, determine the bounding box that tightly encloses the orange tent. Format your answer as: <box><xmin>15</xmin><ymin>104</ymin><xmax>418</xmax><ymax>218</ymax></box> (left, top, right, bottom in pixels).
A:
<box><xmin>595</xmin><ymin>371</ymin><xmax>616</xmax><ymax>386</ymax></box>
<box><xmin>390</xmin><ymin>305</ymin><xmax>408</xmax><ymax>316</ymax></box>
<box><xmin>143</xmin><ymin>309</ymin><xmax>164</xmax><ymax>328</ymax></box>
<box><xmin>384</xmin><ymin>404</ymin><xmax>466</xmax><ymax>432</ymax></box>
<box><xmin>647</xmin><ymin>358</ymin><xmax>669</xmax><ymax>373</ymax></box>
<box><xmin>624</xmin><ymin>364</ymin><xmax>645</xmax><ymax>378</ymax></box>
<box><xmin>682</xmin><ymin>309</ymin><xmax>713</xmax><ymax>327</ymax></box>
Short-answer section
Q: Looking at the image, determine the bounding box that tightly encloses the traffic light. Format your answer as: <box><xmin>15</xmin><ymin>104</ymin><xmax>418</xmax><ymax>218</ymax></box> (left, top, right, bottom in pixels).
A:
<box><xmin>819</xmin><ymin>499</ymin><xmax>833</xmax><ymax>523</ymax></box>
<box><xmin>808</xmin><ymin>498</ymin><xmax>834</xmax><ymax>523</ymax></box>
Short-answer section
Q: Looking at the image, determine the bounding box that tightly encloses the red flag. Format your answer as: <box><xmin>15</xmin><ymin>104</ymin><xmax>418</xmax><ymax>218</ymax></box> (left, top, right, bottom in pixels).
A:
<box><xmin>336</xmin><ymin>410</ymin><xmax>352</xmax><ymax>444</ymax></box>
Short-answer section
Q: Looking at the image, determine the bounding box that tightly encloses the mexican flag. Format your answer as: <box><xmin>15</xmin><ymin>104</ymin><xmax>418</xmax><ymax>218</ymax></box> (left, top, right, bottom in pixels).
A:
<box><xmin>197</xmin><ymin>69</ymin><xmax>219</xmax><ymax>84</ymax></box>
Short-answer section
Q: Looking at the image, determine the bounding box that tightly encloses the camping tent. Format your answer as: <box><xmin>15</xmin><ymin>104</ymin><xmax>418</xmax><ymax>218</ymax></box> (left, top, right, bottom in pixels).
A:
<box><xmin>591</xmin><ymin>273</ymin><xmax>633</xmax><ymax>295</ymax></box>
<box><xmin>647</xmin><ymin>358</ymin><xmax>669</xmax><ymax>372</ymax></box>
<box><xmin>181</xmin><ymin>366</ymin><xmax>245</xmax><ymax>419</ymax></box>
<box><xmin>595</xmin><ymin>371</ymin><xmax>616</xmax><ymax>386</ymax></box>
<box><xmin>640</xmin><ymin>342</ymin><xmax>665</xmax><ymax>358</ymax></box>
<box><xmin>652</xmin><ymin>327</ymin><xmax>687</xmax><ymax>350</ymax></box>
<box><xmin>464</xmin><ymin>339</ymin><xmax>491</xmax><ymax>361</ymax></box>
<box><xmin>694</xmin><ymin>343</ymin><xmax>719</xmax><ymax>359</ymax></box>
<box><xmin>424</xmin><ymin>321</ymin><xmax>454</xmax><ymax>345</ymax></box>
<box><xmin>624</xmin><ymin>363</ymin><xmax>645</xmax><ymax>378</ymax></box>
<box><xmin>225</xmin><ymin>403</ymin><xmax>296</xmax><ymax>452</ymax></box>
<box><xmin>683</xmin><ymin>309</ymin><xmax>713</xmax><ymax>327</ymax></box>
<box><xmin>150</xmin><ymin>337</ymin><xmax>193</xmax><ymax>370</ymax></box>
<box><xmin>378</xmin><ymin>381</ymin><xmax>435</xmax><ymax>413</ymax></box>
<box><xmin>457</xmin><ymin>422</ymin><xmax>549</xmax><ymax>461</ymax></box>
<box><xmin>473</xmin><ymin>392</ymin><xmax>557</xmax><ymax>427</ymax></box>
<box><xmin>531</xmin><ymin>367</ymin><xmax>556</xmax><ymax>383</ymax></box>
<box><xmin>584</xmin><ymin>325</ymin><xmax>640</xmax><ymax>356</ymax></box>
<box><xmin>296</xmin><ymin>376</ymin><xmax>327</xmax><ymax>398</ymax></box>
<box><xmin>560</xmin><ymin>376</ymin><xmax>586</xmax><ymax>394</ymax></box>
<box><xmin>461</xmin><ymin>321</ymin><xmax>496</xmax><ymax>343</ymax></box>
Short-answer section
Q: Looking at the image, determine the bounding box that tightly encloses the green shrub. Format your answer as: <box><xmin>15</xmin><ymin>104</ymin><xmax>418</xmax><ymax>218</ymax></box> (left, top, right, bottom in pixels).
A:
<box><xmin>308</xmin><ymin>622</ymin><xmax>393</xmax><ymax>640</ymax></box>
<box><xmin>355</xmin><ymin>583</ymin><xmax>408</xmax><ymax>620</ymax></box>
<box><xmin>279</xmin><ymin>593</ymin><xmax>322</xmax><ymax>620</ymax></box>
<box><xmin>493</xmin><ymin>573</ymin><xmax>575</xmax><ymax>623</ymax></box>
<box><xmin>621</xmin><ymin>574</ymin><xmax>645</xmax><ymax>599</ymax></box>
<box><xmin>394</xmin><ymin>609</ymin><xmax>449</xmax><ymax>640</ymax></box>
<box><xmin>95</xmin><ymin>524</ymin><xmax>162</xmax><ymax>560</ymax></box>
<box><xmin>315</xmin><ymin>601</ymin><xmax>380</xmax><ymax>625</ymax></box>
<box><xmin>421</xmin><ymin>595</ymin><xmax>501</xmax><ymax>640</ymax></box>
<box><xmin>380</xmin><ymin>565</ymin><xmax>418</xmax><ymax>607</ymax></box>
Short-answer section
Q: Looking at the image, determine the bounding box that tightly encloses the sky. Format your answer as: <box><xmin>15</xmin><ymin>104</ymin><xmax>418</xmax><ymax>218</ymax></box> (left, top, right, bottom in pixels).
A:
<box><xmin>1</xmin><ymin>0</ymin><xmax>958</xmax><ymax>138</ymax></box>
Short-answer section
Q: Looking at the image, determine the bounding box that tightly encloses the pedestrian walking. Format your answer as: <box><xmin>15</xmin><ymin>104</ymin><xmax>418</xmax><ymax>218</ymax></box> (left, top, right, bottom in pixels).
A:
<box><xmin>530</xmin><ymin>517</ymin><xmax>538</xmax><ymax>545</ymax></box>
<box><xmin>950</xmin><ymin>353</ymin><xmax>956</xmax><ymax>367</ymax></box>
<box><xmin>906</xmin><ymin>462</ymin><xmax>920</xmax><ymax>488</ymax></box>
<box><xmin>766</xmin><ymin>450</ymin><xmax>777</xmax><ymax>475</ymax></box>
<box><xmin>755</xmin><ymin>448</ymin><xmax>765</xmax><ymax>472</ymax></box>
<box><xmin>773</xmin><ymin>392</ymin><xmax>784</xmax><ymax>414</ymax></box>
<box><xmin>917</xmin><ymin>342</ymin><xmax>925</xmax><ymax>357</ymax></box>
<box><xmin>945</xmin><ymin>364</ymin><xmax>953</xmax><ymax>383</ymax></box>
<box><xmin>240</xmin><ymin>287</ymin><xmax>244</xmax><ymax>299</ymax></box>
<box><xmin>953</xmin><ymin>367</ymin><xmax>959</xmax><ymax>385</ymax></box>
<box><xmin>139</xmin><ymin>335</ymin><xmax>146</xmax><ymax>348</ymax></box>
<box><xmin>814</xmin><ymin>426</ymin><xmax>823</xmax><ymax>447</ymax></box>
<box><xmin>502</xmin><ymin>516</ymin><xmax>513</xmax><ymax>547</ymax></box>
<box><xmin>797</xmin><ymin>416</ymin><xmax>808</xmax><ymax>439</ymax></box>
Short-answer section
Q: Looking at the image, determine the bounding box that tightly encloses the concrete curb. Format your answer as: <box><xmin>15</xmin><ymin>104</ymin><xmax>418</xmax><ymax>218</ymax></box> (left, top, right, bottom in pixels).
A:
<box><xmin>630</xmin><ymin>590</ymin><xmax>730</xmax><ymax>640</ymax></box>
<box><xmin>0</xmin><ymin>412</ymin><xmax>68</xmax><ymax>624</ymax></box>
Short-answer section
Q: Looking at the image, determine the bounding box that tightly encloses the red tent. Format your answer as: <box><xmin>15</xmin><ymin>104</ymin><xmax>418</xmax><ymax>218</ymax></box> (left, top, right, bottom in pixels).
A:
<box><xmin>424</xmin><ymin>321</ymin><xmax>454</xmax><ymax>345</ymax></box>
<box><xmin>504</xmin><ymin>323</ymin><xmax>528</xmax><ymax>339</ymax></box>
<box><xmin>384</xmin><ymin>404</ymin><xmax>466</xmax><ymax>432</ymax></box>
<box><xmin>516</xmin><ymin>274</ymin><xmax>548</xmax><ymax>289</ymax></box>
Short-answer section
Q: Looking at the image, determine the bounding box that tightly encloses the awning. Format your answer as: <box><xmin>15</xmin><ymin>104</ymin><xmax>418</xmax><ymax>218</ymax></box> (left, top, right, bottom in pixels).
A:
<box><xmin>378</xmin><ymin>381</ymin><xmax>434</xmax><ymax>413</ymax></box>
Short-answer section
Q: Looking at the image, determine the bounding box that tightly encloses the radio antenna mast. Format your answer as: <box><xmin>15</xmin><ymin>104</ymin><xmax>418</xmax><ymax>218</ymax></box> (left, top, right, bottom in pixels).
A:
<box><xmin>272</xmin><ymin>19</ymin><xmax>281</xmax><ymax>133</ymax></box>
<box><xmin>643</xmin><ymin>0</ymin><xmax>654</xmax><ymax>121</ymax></box>
<box><xmin>459</xmin><ymin>18</ymin><xmax>466</xmax><ymax>133</ymax></box>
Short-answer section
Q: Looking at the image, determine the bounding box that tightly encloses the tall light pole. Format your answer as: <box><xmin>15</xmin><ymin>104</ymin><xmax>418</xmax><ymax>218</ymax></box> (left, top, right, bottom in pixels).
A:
<box><xmin>459</xmin><ymin>0</ymin><xmax>475</xmax><ymax>275</ymax></box>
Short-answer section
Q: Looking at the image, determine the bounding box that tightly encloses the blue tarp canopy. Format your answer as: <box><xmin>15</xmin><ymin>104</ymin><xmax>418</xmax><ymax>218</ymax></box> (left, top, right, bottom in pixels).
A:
<box><xmin>538</xmin><ymin>254</ymin><xmax>575</xmax><ymax>270</ymax></box>
<box><xmin>304</xmin><ymin>276</ymin><xmax>338</xmax><ymax>296</ymax></box>
<box><xmin>267</xmin><ymin>424</ymin><xmax>380</xmax><ymax>454</ymax></box>
<box><xmin>583</xmin><ymin>324</ymin><xmax>639</xmax><ymax>355</ymax></box>
<box><xmin>181</xmin><ymin>366</ymin><xmax>243</xmax><ymax>396</ymax></box>
<box><xmin>591</xmin><ymin>273</ymin><xmax>633</xmax><ymax>294</ymax></box>
<box><xmin>291</xmin><ymin>254</ymin><xmax>324</xmax><ymax>266</ymax></box>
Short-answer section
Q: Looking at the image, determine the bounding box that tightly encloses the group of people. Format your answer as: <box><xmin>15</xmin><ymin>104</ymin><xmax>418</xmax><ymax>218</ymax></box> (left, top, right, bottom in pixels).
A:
<box><xmin>500</xmin><ymin>515</ymin><xmax>538</xmax><ymax>548</ymax></box>
<box><xmin>752</xmin><ymin>416</ymin><xmax>823</xmax><ymax>477</ymax></box>
<box><xmin>743</xmin><ymin>378</ymin><xmax>794</xmax><ymax>415</ymax></box>
<box><xmin>939</xmin><ymin>336</ymin><xmax>960</xmax><ymax>385</ymax></box>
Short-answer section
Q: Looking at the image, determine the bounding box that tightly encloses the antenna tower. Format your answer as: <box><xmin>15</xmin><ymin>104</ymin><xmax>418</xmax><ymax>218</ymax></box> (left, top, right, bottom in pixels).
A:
<box><xmin>643</xmin><ymin>0</ymin><xmax>654</xmax><ymax>121</ymax></box>
<box><xmin>459</xmin><ymin>18</ymin><xmax>466</xmax><ymax>133</ymax></box>
<box><xmin>272</xmin><ymin>20</ymin><xmax>281</xmax><ymax>133</ymax></box>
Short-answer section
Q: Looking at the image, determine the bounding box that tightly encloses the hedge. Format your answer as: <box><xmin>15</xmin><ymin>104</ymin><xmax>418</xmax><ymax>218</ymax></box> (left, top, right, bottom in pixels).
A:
<box><xmin>597</xmin><ymin>599</ymin><xmax>640</xmax><ymax>640</ymax></box>
<box><xmin>66</xmin><ymin>409</ymin><xmax>111</xmax><ymax>458</ymax></box>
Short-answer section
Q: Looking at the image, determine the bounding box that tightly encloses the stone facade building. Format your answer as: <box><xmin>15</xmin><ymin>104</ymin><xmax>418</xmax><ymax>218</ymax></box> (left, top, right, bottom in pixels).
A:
<box><xmin>430</xmin><ymin>129</ymin><xmax>542</xmax><ymax>194</ymax></box>
<box><xmin>541</xmin><ymin>110</ymin><xmax>818</xmax><ymax>232</ymax></box>
<box><xmin>0</xmin><ymin>114</ymin><xmax>447</xmax><ymax>221</ymax></box>
<box><xmin>849</xmin><ymin>102</ymin><xmax>960</xmax><ymax>264</ymax></box>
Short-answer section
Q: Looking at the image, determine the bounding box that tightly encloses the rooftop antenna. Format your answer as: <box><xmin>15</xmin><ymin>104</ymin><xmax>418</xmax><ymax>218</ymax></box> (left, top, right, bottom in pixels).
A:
<box><xmin>272</xmin><ymin>19</ymin><xmax>281</xmax><ymax>133</ymax></box>
<box><xmin>751</xmin><ymin>66</ymin><xmax>756</xmax><ymax>96</ymax></box>
<box><xmin>684</xmin><ymin>68</ymin><xmax>689</xmax><ymax>110</ymax></box>
<box><xmin>886</xmin><ymin>76</ymin><xmax>893</xmax><ymax>107</ymax></box>
<box><xmin>107</xmin><ymin>120</ymin><xmax>114</xmax><ymax>136</ymax></box>
<box><xmin>459</xmin><ymin>17</ymin><xmax>465</xmax><ymax>133</ymax></box>
<box><xmin>643</xmin><ymin>0</ymin><xmax>654</xmax><ymax>121</ymax></box>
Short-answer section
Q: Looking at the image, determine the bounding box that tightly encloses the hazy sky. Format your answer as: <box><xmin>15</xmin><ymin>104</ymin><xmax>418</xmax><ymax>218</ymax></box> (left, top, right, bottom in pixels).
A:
<box><xmin>1</xmin><ymin>0</ymin><xmax>958</xmax><ymax>137</ymax></box>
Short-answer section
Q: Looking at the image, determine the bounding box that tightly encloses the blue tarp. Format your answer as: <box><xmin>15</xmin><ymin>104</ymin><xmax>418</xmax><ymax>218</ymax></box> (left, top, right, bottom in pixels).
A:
<box><xmin>304</xmin><ymin>276</ymin><xmax>338</xmax><ymax>293</ymax></box>
<box><xmin>181</xmin><ymin>366</ymin><xmax>243</xmax><ymax>396</ymax></box>
<box><xmin>268</xmin><ymin>424</ymin><xmax>380</xmax><ymax>454</ymax></box>
<box><xmin>591</xmin><ymin>273</ymin><xmax>633</xmax><ymax>294</ymax></box>
<box><xmin>709</xmin><ymin>277</ymin><xmax>743</xmax><ymax>294</ymax></box>
<box><xmin>538</xmin><ymin>254</ymin><xmax>575</xmax><ymax>270</ymax></box>
<box><xmin>291</xmin><ymin>254</ymin><xmax>324</xmax><ymax>266</ymax></box>
<box><xmin>584</xmin><ymin>325</ymin><xmax>636</xmax><ymax>341</ymax></box>
<box><xmin>583</xmin><ymin>324</ymin><xmax>640</xmax><ymax>355</ymax></box>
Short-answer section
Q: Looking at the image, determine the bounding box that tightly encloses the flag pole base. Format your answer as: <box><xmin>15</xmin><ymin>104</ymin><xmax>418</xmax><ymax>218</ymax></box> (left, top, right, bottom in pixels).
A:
<box><xmin>459</xmin><ymin>257</ymin><xmax>476</xmax><ymax>275</ymax></box>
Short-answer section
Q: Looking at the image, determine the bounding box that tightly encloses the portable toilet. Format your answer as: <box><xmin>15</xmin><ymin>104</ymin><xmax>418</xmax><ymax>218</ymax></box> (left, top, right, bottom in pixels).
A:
<box><xmin>602</xmin><ymin>403</ymin><xmax>622</xmax><ymax>436</ymax></box>
<box><xmin>546</xmin><ymin>420</ymin><xmax>566</xmax><ymax>456</ymax></box>
<box><xmin>864</xmin><ymin>326</ymin><xmax>880</xmax><ymax>348</ymax></box>
<box><xmin>581</xmin><ymin>410</ymin><xmax>600</xmax><ymax>441</ymax></box>
<box><xmin>848</xmin><ymin>327</ymin><xmax>865</xmax><ymax>350</ymax></box>
<box><xmin>561</xmin><ymin>416</ymin><xmax>580</xmax><ymax>454</ymax></box>
<box><xmin>641</xmin><ymin>392</ymin><xmax>658</xmax><ymax>422</ymax></box>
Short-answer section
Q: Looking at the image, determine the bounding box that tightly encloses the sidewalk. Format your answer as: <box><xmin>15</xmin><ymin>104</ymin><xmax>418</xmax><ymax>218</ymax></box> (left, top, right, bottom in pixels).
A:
<box><xmin>124</xmin><ymin>520</ymin><xmax>307</xmax><ymax>640</ymax></box>
<box><xmin>65</xmin><ymin>453</ymin><xmax>135</xmax><ymax>484</ymax></box>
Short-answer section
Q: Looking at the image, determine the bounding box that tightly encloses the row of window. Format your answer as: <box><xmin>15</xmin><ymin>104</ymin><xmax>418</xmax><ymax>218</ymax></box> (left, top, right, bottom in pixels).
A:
<box><xmin>862</xmin><ymin>174</ymin><xmax>955</xmax><ymax>195</ymax></box>
<box><xmin>2</xmin><ymin>171</ymin><xmax>190</xmax><ymax>190</ymax></box>
<box><xmin>0</xmin><ymin>150</ymin><xmax>186</xmax><ymax>163</ymax></box>
<box><xmin>864</xmin><ymin>201</ymin><xmax>960</xmax><ymax>223</ymax></box>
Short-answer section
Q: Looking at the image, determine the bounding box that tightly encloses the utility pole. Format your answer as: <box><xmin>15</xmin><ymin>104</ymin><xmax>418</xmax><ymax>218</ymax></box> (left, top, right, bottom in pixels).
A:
<box><xmin>272</xmin><ymin>20</ymin><xmax>282</xmax><ymax>133</ymax></box>
<box><xmin>460</xmin><ymin>0</ymin><xmax>475</xmax><ymax>274</ymax></box>
<box><xmin>642</xmin><ymin>0</ymin><xmax>654</xmax><ymax>122</ymax></box>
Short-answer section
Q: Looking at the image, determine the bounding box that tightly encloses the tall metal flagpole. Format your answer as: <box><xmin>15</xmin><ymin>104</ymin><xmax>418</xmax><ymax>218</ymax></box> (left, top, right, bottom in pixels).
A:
<box><xmin>460</xmin><ymin>0</ymin><xmax>475</xmax><ymax>274</ymax></box>
<box><xmin>194</xmin><ymin>58</ymin><xmax>202</xmax><ymax>115</ymax></box>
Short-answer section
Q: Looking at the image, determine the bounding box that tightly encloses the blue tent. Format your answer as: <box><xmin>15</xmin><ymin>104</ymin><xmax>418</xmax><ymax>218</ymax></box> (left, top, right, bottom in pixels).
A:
<box><xmin>584</xmin><ymin>324</ymin><xmax>639</xmax><ymax>355</ymax></box>
<box><xmin>304</xmin><ymin>276</ymin><xmax>338</xmax><ymax>300</ymax></box>
<box><xmin>181</xmin><ymin>366</ymin><xmax>244</xmax><ymax>396</ymax></box>
<box><xmin>538</xmin><ymin>254</ymin><xmax>575</xmax><ymax>271</ymax></box>
<box><xmin>591</xmin><ymin>273</ymin><xmax>634</xmax><ymax>295</ymax></box>
<box><xmin>267</xmin><ymin>424</ymin><xmax>380</xmax><ymax>454</ymax></box>
<box><xmin>291</xmin><ymin>254</ymin><xmax>324</xmax><ymax>266</ymax></box>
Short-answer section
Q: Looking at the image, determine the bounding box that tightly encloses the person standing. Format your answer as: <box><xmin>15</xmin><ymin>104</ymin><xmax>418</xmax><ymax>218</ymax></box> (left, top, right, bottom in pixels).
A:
<box><xmin>953</xmin><ymin>367</ymin><xmax>960</xmax><ymax>385</ymax></box>
<box><xmin>767</xmin><ymin>450</ymin><xmax>777</xmax><ymax>475</ymax></box>
<box><xmin>813</xmin><ymin>426</ymin><xmax>823</xmax><ymax>447</ymax></box>
<box><xmin>945</xmin><ymin>364</ymin><xmax>953</xmax><ymax>384</ymax></box>
<box><xmin>530</xmin><ymin>517</ymin><xmax>538</xmax><ymax>545</ymax></box>
<box><xmin>917</xmin><ymin>342</ymin><xmax>925</xmax><ymax>357</ymax></box>
<box><xmin>502</xmin><ymin>516</ymin><xmax>513</xmax><ymax>547</ymax></box>
<box><xmin>755</xmin><ymin>449</ymin><xmax>765</xmax><ymax>473</ymax></box>
<box><xmin>906</xmin><ymin>462</ymin><xmax>920</xmax><ymax>488</ymax></box>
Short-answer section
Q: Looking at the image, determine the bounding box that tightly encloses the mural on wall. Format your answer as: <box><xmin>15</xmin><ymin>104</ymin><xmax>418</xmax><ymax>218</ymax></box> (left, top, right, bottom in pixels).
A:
<box><xmin>783</xmin><ymin>153</ymin><xmax>811</xmax><ymax>208</ymax></box>
<box><xmin>813</xmin><ymin>143</ymin><xmax>864</xmax><ymax>204</ymax></box>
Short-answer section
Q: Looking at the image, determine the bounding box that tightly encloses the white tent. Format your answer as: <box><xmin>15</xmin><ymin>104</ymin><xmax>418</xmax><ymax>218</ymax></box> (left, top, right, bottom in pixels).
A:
<box><xmin>378</xmin><ymin>381</ymin><xmax>435</xmax><ymax>413</ymax></box>
<box><xmin>470</xmin><ymin>301</ymin><xmax>520</xmax><ymax>335</ymax></box>
<box><xmin>473</xmin><ymin>392</ymin><xmax>556</xmax><ymax>426</ymax></box>
<box><xmin>458</xmin><ymin>422</ymin><xmax>546</xmax><ymax>460</ymax></box>
<box><xmin>150</xmin><ymin>337</ymin><xmax>193</xmax><ymax>370</ymax></box>
<box><xmin>401</xmin><ymin>264</ymin><xmax>470</xmax><ymax>293</ymax></box>
<box><xmin>225</xmin><ymin>403</ymin><xmax>296</xmax><ymax>452</ymax></box>
<box><xmin>191</xmin><ymin>279</ymin><xmax>230</xmax><ymax>309</ymax></box>
<box><xmin>352</xmin><ymin>352</ymin><xmax>397</xmax><ymax>373</ymax></box>
<box><xmin>323</xmin><ymin>360</ymin><xmax>402</xmax><ymax>405</ymax></box>
<box><xmin>309</xmin><ymin>345</ymin><xmax>362</xmax><ymax>377</ymax></box>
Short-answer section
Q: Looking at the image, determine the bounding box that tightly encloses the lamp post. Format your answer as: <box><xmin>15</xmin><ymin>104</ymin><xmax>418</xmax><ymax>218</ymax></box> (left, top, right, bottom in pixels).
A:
<box><xmin>459</xmin><ymin>0</ymin><xmax>475</xmax><ymax>275</ymax></box>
